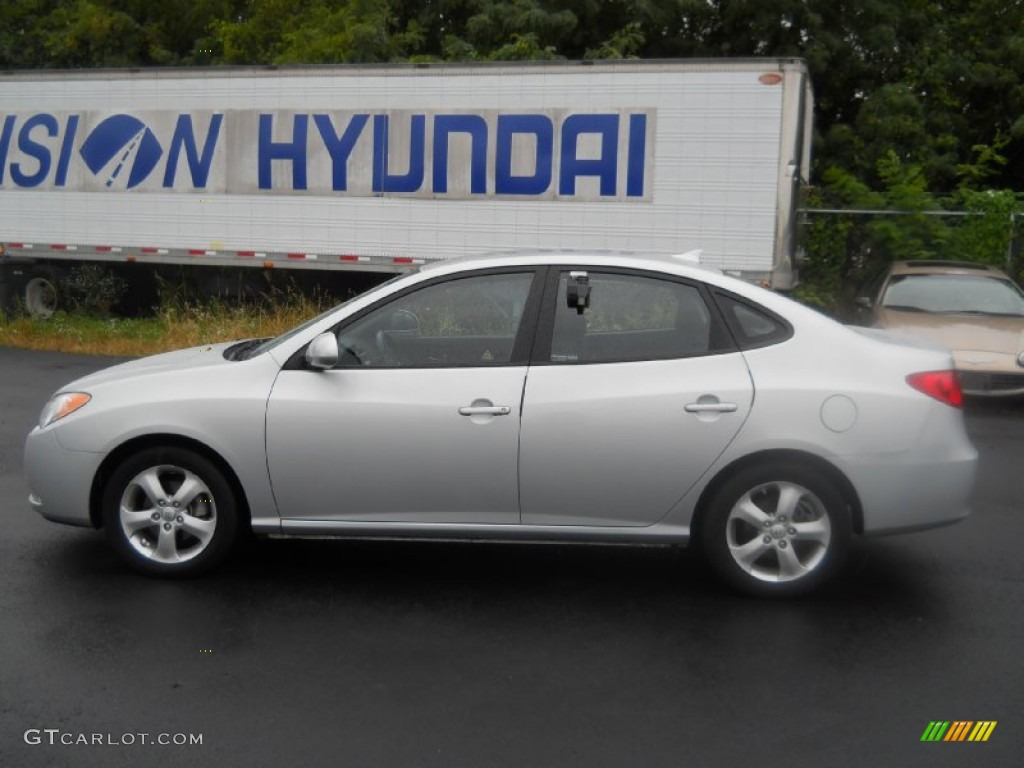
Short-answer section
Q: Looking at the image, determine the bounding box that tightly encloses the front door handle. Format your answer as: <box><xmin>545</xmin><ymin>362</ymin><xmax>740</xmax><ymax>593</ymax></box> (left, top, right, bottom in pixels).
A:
<box><xmin>684</xmin><ymin>402</ymin><xmax>738</xmax><ymax>413</ymax></box>
<box><xmin>459</xmin><ymin>405</ymin><xmax>512</xmax><ymax>416</ymax></box>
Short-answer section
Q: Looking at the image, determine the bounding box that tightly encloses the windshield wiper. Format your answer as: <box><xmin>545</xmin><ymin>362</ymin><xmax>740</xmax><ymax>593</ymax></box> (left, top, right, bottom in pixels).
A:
<box><xmin>882</xmin><ymin>304</ymin><xmax>927</xmax><ymax>313</ymax></box>
<box><xmin>936</xmin><ymin>309</ymin><xmax>1024</xmax><ymax>317</ymax></box>
<box><xmin>223</xmin><ymin>338</ymin><xmax>270</xmax><ymax>361</ymax></box>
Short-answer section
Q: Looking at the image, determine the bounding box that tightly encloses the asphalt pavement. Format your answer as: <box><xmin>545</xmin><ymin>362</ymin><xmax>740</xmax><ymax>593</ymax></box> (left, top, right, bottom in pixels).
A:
<box><xmin>1</xmin><ymin>347</ymin><xmax>1021</xmax><ymax>767</ymax></box>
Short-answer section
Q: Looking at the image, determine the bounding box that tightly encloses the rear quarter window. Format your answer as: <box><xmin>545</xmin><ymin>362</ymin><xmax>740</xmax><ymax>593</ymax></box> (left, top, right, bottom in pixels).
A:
<box><xmin>713</xmin><ymin>291</ymin><xmax>793</xmax><ymax>349</ymax></box>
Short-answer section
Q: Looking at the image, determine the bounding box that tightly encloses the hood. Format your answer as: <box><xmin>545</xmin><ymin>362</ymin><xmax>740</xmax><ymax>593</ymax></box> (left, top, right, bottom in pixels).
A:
<box><xmin>61</xmin><ymin>341</ymin><xmax>243</xmax><ymax>391</ymax></box>
<box><xmin>876</xmin><ymin>309</ymin><xmax>1024</xmax><ymax>356</ymax></box>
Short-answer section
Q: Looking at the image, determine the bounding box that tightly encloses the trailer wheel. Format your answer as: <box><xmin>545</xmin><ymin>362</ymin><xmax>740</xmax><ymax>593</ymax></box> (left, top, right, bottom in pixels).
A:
<box><xmin>24</xmin><ymin>271</ymin><xmax>59</xmax><ymax>318</ymax></box>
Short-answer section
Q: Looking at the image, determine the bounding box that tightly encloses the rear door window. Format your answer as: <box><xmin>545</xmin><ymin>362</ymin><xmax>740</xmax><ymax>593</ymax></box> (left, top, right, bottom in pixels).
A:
<box><xmin>545</xmin><ymin>271</ymin><xmax>733</xmax><ymax>364</ymax></box>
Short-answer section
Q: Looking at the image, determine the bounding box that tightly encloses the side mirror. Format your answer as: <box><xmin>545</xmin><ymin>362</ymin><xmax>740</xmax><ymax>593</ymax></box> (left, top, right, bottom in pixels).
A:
<box><xmin>855</xmin><ymin>296</ymin><xmax>873</xmax><ymax>311</ymax></box>
<box><xmin>305</xmin><ymin>332</ymin><xmax>339</xmax><ymax>370</ymax></box>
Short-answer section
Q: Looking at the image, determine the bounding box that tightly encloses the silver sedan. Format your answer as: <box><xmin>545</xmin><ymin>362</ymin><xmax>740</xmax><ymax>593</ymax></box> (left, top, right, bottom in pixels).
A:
<box><xmin>24</xmin><ymin>252</ymin><xmax>978</xmax><ymax>596</ymax></box>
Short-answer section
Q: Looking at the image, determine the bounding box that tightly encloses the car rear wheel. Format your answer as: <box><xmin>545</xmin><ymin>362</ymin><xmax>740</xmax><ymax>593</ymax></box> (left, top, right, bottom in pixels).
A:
<box><xmin>700</xmin><ymin>462</ymin><xmax>851</xmax><ymax>597</ymax></box>
<box><xmin>102</xmin><ymin>447</ymin><xmax>238</xmax><ymax>577</ymax></box>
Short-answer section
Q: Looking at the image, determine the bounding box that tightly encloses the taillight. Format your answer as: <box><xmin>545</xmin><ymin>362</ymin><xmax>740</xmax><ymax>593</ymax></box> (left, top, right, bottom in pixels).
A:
<box><xmin>906</xmin><ymin>371</ymin><xmax>963</xmax><ymax>408</ymax></box>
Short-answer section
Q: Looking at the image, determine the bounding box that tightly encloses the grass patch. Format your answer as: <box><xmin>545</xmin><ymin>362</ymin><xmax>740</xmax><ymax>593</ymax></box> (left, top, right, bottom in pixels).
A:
<box><xmin>0</xmin><ymin>293</ymin><xmax>330</xmax><ymax>357</ymax></box>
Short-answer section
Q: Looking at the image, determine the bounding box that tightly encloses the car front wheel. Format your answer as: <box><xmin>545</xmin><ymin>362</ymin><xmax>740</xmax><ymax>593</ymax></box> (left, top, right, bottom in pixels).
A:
<box><xmin>700</xmin><ymin>462</ymin><xmax>852</xmax><ymax>597</ymax></box>
<box><xmin>102</xmin><ymin>447</ymin><xmax>238</xmax><ymax>577</ymax></box>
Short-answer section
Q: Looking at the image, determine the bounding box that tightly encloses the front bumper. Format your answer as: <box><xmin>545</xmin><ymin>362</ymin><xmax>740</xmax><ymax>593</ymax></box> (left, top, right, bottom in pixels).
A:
<box><xmin>24</xmin><ymin>427</ymin><xmax>103</xmax><ymax>528</ymax></box>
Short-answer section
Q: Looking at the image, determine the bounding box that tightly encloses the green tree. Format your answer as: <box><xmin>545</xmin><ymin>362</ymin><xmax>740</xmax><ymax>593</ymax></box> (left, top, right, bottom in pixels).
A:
<box><xmin>441</xmin><ymin>0</ymin><xmax>577</xmax><ymax>60</ymax></box>
<box><xmin>4</xmin><ymin>0</ymin><xmax>243</xmax><ymax>67</ymax></box>
<box><xmin>213</xmin><ymin>0</ymin><xmax>312</xmax><ymax>64</ymax></box>
<box><xmin>213</xmin><ymin>0</ymin><xmax>419</xmax><ymax>64</ymax></box>
<box><xmin>274</xmin><ymin>0</ymin><xmax>403</xmax><ymax>64</ymax></box>
<box><xmin>0</xmin><ymin>0</ymin><xmax>58</xmax><ymax>68</ymax></box>
<box><xmin>395</xmin><ymin>0</ymin><xmax>640</xmax><ymax>62</ymax></box>
<box><xmin>117</xmin><ymin>0</ymin><xmax>242</xmax><ymax>65</ymax></box>
<box><xmin>39</xmin><ymin>0</ymin><xmax>149</xmax><ymax>68</ymax></box>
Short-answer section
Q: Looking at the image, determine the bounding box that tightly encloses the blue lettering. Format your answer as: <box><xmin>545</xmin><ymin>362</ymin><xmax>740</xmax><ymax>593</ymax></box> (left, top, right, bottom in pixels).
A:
<box><xmin>258</xmin><ymin>114</ymin><xmax>308</xmax><ymax>190</ymax></box>
<box><xmin>372</xmin><ymin>114</ymin><xmax>425</xmax><ymax>193</ymax></box>
<box><xmin>54</xmin><ymin>115</ymin><xmax>79</xmax><ymax>187</ymax></box>
<box><xmin>0</xmin><ymin>109</ymin><xmax>647</xmax><ymax>198</ymax></box>
<box><xmin>559</xmin><ymin>114</ymin><xmax>618</xmax><ymax>197</ymax></box>
<box><xmin>314</xmin><ymin>113</ymin><xmax>368</xmax><ymax>192</ymax></box>
<box><xmin>163</xmin><ymin>114</ymin><xmax>223</xmax><ymax>188</ymax></box>
<box><xmin>626</xmin><ymin>114</ymin><xmax>646</xmax><ymax>198</ymax></box>
<box><xmin>0</xmin><ymin>115</ymin><xmax>14</xmax><ymax>185</ymax></box>
<box><xmin>433</xmin><ymin>115</ymin><xmax>487</xmax><ymax>194</ymax></box>
<box><xmin>495</xmin><ymin>115</ymin><xmax>553</xmax><ymax>196</ymax></box>
<box><xmin>11</xmin><ymin>113</ymin><xmax>58</xmax><ymax>188</ymax></box>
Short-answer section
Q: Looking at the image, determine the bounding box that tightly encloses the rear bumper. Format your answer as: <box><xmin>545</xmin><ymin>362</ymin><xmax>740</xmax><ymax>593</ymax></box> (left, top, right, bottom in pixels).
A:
<box><xmin>844</xmin><ymin>446</ymin><xmax>977</xmax><ymax>535</ymax></box>
<box><xmin>958</xmin><ymin>370</ymin><xmax>1024</xmax><ymax>397</ymax></box>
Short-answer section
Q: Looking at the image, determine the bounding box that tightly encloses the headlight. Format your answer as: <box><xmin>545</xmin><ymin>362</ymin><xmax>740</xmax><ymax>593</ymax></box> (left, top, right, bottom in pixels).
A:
<box><xmin>39</xmin><ymin>392</ymin><xmax>91</xmax><ymax>428</ymax></box>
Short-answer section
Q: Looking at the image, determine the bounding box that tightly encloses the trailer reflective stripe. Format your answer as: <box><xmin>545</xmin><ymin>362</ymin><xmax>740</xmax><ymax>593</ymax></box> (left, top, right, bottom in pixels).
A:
<box><xmin>2</xmin><ymin>240</ymin><xmax>426</xmax><ymax>271</ymax></box>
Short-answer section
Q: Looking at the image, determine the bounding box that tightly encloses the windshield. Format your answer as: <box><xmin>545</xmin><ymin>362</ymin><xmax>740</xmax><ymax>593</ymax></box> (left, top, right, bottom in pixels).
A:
<box><xmin>232</xmin><ymin>303</ymin><xmax>344</xmax><ymax>360</ymax></box>
<box><xmin>881</xmin><ymin>274</ymin><xmax>1024</xmax><ymax>316</ymax></box>
<box><xmin>230</xmin><ymin>273</ymin><xmax>412</xmax><ymax>360</ymax></box>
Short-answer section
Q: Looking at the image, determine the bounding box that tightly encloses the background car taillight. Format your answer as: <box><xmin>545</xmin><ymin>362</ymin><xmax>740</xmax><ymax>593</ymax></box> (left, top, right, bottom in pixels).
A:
<box><xmin>906</xmin><ymin>371</ymin><xmax>964</xmax><ymax>407</ymax></box>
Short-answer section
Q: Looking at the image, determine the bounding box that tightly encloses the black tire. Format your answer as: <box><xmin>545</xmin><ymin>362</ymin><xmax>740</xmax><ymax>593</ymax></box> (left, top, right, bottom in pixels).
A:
<box><xmin>700</xmin><ymin>461</ymin><xmax>851</xmax><ymax>597</ymax></box>
<box><xmin>102</xmin><ymin>447</ymin><xmax>239</xmax><ymax>577</ymax></box>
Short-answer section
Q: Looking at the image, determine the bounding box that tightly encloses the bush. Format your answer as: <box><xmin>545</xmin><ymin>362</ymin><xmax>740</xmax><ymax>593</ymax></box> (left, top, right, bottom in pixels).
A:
<box><xmin>59</xmin><ymin>265</ymin><xmax>128</xmax><ymax>317</ymax></box>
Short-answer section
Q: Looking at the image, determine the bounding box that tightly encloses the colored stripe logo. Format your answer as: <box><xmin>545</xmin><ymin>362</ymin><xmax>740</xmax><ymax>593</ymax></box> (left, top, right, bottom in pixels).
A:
<box><xmin>921</xmin><ymin>721</ymin><xmax>997</xmax><ymax>742</ymax></box>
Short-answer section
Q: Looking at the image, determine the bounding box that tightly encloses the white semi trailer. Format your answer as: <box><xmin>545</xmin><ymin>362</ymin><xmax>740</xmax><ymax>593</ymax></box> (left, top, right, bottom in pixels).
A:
<box><xmin>0</xmin><ymin>58</ymin><xmax>813</xmax><ymax>315</ymax></box>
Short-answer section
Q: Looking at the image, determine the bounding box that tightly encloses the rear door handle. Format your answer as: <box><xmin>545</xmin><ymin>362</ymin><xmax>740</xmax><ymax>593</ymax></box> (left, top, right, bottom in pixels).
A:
<box><xmin>459</xmin><ymin>405</ymin><xmax>512</xmax><ymax>416</ymax></box>
<box><xmin>684</xmin><ymin>402</ymin><xmax>738</xmax><ymax>413</ymax></box>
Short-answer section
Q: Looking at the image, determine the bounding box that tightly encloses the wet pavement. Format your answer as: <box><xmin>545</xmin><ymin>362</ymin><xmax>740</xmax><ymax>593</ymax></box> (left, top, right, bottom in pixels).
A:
<box><xmin>1</xmin><ymin>347</ymin><xmax>1021</xmax><ymax>767</ymax></box>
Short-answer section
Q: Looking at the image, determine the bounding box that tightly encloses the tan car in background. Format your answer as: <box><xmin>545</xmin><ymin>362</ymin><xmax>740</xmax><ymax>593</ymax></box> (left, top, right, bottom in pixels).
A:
<box><xmin>856</xmin><ymin>260</ymin><xmax>1024</xmax><ymax>396</ymax></box>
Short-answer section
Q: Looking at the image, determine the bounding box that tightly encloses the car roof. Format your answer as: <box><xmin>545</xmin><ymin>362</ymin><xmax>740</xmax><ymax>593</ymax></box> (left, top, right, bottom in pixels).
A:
<box><xmin>886</xmin><ymin>260</ymin><xmax>1009</xmax><ymax>278</ymax></box>
<box><xmin>418</xmin><ymin>248</ymin><xmax>725</xmax><ymax>278</ymax></box>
